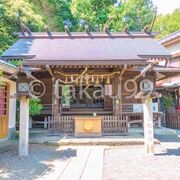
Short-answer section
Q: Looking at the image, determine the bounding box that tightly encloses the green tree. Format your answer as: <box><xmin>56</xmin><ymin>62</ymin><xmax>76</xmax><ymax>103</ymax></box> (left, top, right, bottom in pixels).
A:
<box><xmin>71</xmin><ymin>0</ymin><xmax>155</xmax><ymax>32</ymax></box>
<box><xmin>154</xmin><ymin>8</ymin><xmax>180</xmax><ymax>39</ymax></box>
<box><xmin>0</xmin><ymin>0</ymin><xmax>45</xmax><ymax>55</ymax></box>
<box><xmin>71</xmin><ymin>0</ymin><xmax>117</xmax><ymax>31</ymax></box>
<box><xmin>162</xmin><ymin>96</ymin><xmax>174</xmax><ymax>111</ymax></box>
<box><xmin>52</xmin><ymin>0</ymin><xmax>78</xmax><ymax>31</ymax></box>
<box><xmin>110</xmin><ymin>0</ymin><xmax>155</xmax><ymax>31</ymax></box>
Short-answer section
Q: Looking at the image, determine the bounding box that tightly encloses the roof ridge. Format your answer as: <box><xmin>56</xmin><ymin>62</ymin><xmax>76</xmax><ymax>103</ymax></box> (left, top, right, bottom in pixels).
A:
<box><xmin>16</xmin><ymin>31</ymin><xmax>155</xmax><ymax>39</ymax></box>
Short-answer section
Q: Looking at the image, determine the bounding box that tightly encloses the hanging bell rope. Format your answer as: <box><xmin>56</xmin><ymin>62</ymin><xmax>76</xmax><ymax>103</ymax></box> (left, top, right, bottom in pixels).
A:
<box><xmin>54</xmin><ymin>66</ymin><xmax>121</xmax><ymax>84</ymax></box>
<box><xmin>55</xmin><ymin>66</ymin><xmax>88</xmax><ymax>84</ymax></box>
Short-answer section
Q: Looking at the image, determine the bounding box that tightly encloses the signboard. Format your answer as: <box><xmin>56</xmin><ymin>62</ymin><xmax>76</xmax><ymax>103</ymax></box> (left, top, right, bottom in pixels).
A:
<box><xmin>133</xmin><ymin>103</ymin><xmax>158</xmax><ymax>113</ymax></box>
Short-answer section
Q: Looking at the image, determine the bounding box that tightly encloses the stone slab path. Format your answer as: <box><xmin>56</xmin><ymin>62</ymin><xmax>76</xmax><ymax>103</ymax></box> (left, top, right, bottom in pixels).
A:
<box><xmin>37</xmin><ymin>146</ymin><xmax>104</xmax><ymax>180</ymax></box>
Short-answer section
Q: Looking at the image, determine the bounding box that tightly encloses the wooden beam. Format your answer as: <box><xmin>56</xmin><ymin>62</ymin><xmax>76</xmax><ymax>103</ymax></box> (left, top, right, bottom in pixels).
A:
<box><xmin>143</xmin><ymin>25</ymin><xmax>151</xmax><ymax>34</ymax></box>
<box><xmin>165</xmin><ymin>59</ymin><xmax>169</xmax><ymax>67</ymax></box>
<box><xmin>16</xmin><ymin>13</ymin><xmax>25</xmax><ymax>36</ymax></box>
<box><xmin>85</xmin><ymin>25</ymin><xmax>89</xmax><ymax>32</ymax></box>
<box><xmin>64</xmin><ymin>25</ymin><xmax>70</xmax><ymax>34</ymax></box>
<box><xmin>46</xmin><ymin>65</ymin><xmax>55</xmax><ymax>78</ymax></box>
<box><xmin>104</xmin><ymin>24</ymin><xmax>109</xmax><ymax>33</ymax></box>
<box><xmin>120</xmin><ymin>64</ymin><xmax>127</xmax><ymax>76</ymax></box>
<box><xmin>123</xmin><ymin>25</ymin><xmax>129</xmax><ymax>34</ymax></box>
<box><xmin>134</xmin><ymin>63</ymin><xmax>153</xmax><ymax>80</ymax></box>
<box><xmin>23</xmin><ymin>25</ymin><xmax>32</xmax><ymax>36</ymax></box>
<box><xmin>149</xmin><ymin>7</ymin><xmax>157</xmax><ymax>33</ymax></box>
<box><xmin>44</xmin><ymin>25</ymin><xmax>52</xmax><ymax>36</ymax></box>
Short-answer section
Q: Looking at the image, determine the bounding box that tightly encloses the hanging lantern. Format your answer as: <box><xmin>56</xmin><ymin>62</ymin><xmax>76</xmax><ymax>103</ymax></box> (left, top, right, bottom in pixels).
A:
<box><xmin>105</xmin><ymin>84</ymin><xmax>112</xmax><ymax>96</ymax></box>
<box><xmin>65</xmin><ymin>76</ymin><xmax>68</xmax><ymax>84</ymax></box>
<box><xmin>84</xmin><ymin>73</ymin><xmax>90</xmax><ymax>80</ymax></box>
<box><xmin>106</xmin><ymin>76</ymin><xmax>110</xmax><ymax>84</ymax></box>
<box><xmin>95</xmin><ymin>77</ymin><xmax>99</xmax><ymax>85</ymax></box>
<box><xmin>80</xmin><ymin>76</ymin><xmax>83</xmax><ymax>83</ymax></box>
<box><xmin>91</xmin><ymin>76</ymin><xmax>94</xmax><ymax>83</ymax></box>
<box><xmin>75</xmin><ymin>79</ymin><xmax>79</xmax><ymax>84</ymax></box>
<box><xmin>85</xmin><ymin>78</ymin><xmax>89</xmax><ymax>85</ymax></box>
<box><xmin>101</xmin><ymin>75</ymin><xmax>104</xmax><ymax>82</ymax></box>
<box><xmin>71</xmin><ymin>75</ymin><xmax>74</xmax><ymax>81</ymax></box>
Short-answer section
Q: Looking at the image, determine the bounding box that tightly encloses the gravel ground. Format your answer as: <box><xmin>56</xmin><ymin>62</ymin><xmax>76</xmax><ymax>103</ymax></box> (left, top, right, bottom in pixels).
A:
<box><xmin>0</xmin><ymin>144</ymin><xmax>73</xmax><ymax>180</ymax></box>
<box><xmin>0</xmin><ymin>133</ymin><xmax>180</xmax><ymax>180</ymax></box>
<box><xmin>103</xmin><ymin>135</ymin><xmax>180</xmax><ymax>180</ymax></box>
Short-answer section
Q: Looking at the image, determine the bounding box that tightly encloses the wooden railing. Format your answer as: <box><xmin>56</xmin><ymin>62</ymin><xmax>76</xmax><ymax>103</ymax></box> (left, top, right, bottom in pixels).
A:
<box><xmin>48</xmin><ymin>115</ymin><xmax>128</xmax><ymax>135</ymax></box>
<box><xmin>102</xmin><ymin>115</ymin><xmax>128</xmax><ymax>135</ymax></box>
<box><xmin>48</xmin><ymin>116</ymin><xmax>74</xmax><ymax>135</ymax></box>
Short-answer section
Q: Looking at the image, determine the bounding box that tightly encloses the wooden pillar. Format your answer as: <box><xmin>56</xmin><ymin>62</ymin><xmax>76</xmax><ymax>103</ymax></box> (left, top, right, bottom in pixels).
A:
<box><xmin>52</xmin><ymin>78</ymin><xmax>55</xmax><ymax>117</ymax></box>
<box><xmin>143</xmin><ymin>96</ymin><xmax>154</xmax><ymax>155</ymax></box>
<box><xmin>113</xmin><ymin>75</ymin><xmax>121</xmax><ymax>116</ymax></box>
<box><xmin>157</xmin><ymin>96</ymin><xmax>161</xmax><ymax>128</ymax></box>
<box><xmin>19</xmin><ymin>96</ymin><xmax>29</xmax><ymax>156</ymax></box>
<box><xmin>119</xmin><ymin>76</ymin><xmax>122</xmax><ymax>118</ymax></box>
<box><xmin>54</xmin><ymin>79</ymin><xmax>60</xmax><ymax>117</ymax></box>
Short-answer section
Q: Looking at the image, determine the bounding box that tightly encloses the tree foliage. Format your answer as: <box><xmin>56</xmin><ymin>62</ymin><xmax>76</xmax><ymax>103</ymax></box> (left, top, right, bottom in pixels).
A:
<box><xmin>0</xmin><ymin>0</ymin><xmax>45</xmax><ymax>54</ymax></box>
<box><xmin>162</xmin><ymin>96</ymin><xmax>174</xmax><ymax>111</ymax></box>
<box><xmin>0</xmin><ymin>0</ymin><xmax>179</xmax><ymax>55</ymax></box>
<box><xmin>71</xmin><ymin>0</ymin><xmax>117</xmax><ymax>31</ymax></box>
<box><xmin>154</xmin><ymin>8</ymin><xmax>180</xmax><ymax>39</ymax></box>
<box><xmin>29</xmin><ymin>98</ymin><xmax>43</xmax><ymax>116</ymax></box>
<box><xmin>111</xmin><ymin>0</ymin><xmax>154</xmax><ymax>31</ymax></box>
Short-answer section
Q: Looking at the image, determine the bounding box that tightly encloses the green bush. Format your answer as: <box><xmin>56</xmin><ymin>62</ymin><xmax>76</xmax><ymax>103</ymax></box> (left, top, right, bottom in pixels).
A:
<box><xmin>29</xmin><ymin>98</ymin><xmax>43</xmax><ymax>116</ymax></box>
<box><xmin>162</xmin><ymin>96</ymin><xmax>174</xmax><ymax>111</ymax></box>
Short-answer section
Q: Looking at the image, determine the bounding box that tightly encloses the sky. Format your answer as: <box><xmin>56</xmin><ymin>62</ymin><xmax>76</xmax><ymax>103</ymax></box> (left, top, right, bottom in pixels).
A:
<box><xmin>152</xmin><ymin>0</ymin><xmax>180</xmax><ymax>14</ymax></box>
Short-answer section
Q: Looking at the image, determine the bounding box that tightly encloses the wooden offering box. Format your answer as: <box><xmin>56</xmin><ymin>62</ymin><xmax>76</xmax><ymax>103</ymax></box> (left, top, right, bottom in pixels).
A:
<box><xmin>74</xmin><ymin>116</ymin><xmax>102</xmax><ymax>137</ymax></box>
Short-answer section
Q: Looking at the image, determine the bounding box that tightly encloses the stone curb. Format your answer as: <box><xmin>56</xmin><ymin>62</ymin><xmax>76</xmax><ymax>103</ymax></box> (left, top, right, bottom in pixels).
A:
<box><xmin>29</xmin><ymin>138</ymin><xmax>160</xmax><ymax>146</ymax></box>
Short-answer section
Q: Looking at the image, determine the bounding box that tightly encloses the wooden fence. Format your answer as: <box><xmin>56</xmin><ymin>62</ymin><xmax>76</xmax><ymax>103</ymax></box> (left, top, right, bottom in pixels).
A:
<box><xmin>167</xmin><ymin>110</ymin><xmax>180</xmax><ymax>129</ymax></box>
<box><xmin>48</xmin><ymin>116</ymin><xmax>74</xmax><ymax>135</ymax></box>
<box><xmin>48</xmin><ymin>115</ymin><xmax>128</xmax><ymax>135</ymax></box>
<box><xmin>102</xmin><ymin>115</ymin><xmax>128</xmax><ymax>135</ymax></box>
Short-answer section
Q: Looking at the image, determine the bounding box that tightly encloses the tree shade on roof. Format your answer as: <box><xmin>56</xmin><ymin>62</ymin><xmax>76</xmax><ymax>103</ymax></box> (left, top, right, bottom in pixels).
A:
<box><xmin>2</xmin><ymin>32</ymin><xmax>171</xmax><ymax>66</ymax></box>
<box><xmin>0</xmin><ymin>59</ymin><xmax>17</xmax><ymax>68</ymax></box>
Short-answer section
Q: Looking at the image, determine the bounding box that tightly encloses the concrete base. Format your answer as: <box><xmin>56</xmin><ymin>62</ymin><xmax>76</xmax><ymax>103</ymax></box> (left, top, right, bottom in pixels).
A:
<box><xmin>30</xmin><ymin>136</ymin><xmax>160</xmax><ymax>146</ymax></box>
<box><xmin>74</xmin><ymin>133</ymin><xmax>102</xmax><ymax>138</ymax></box>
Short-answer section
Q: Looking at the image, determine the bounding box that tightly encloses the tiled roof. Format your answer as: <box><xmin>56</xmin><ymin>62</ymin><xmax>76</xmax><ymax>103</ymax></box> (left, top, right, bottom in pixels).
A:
<box><xmin>0</xmin><ymin>59</ymin><xmax>17</xmax><ymax>68</ymax></box>
<box><xmin>2</xmin><ymin>32</ymin><xmax>171</xmax><ymax>65</ymax></box>
<box><xmin>159</xmin><ymin>30</ymin><xmax>180</xmax><ymax>44</ymax></box>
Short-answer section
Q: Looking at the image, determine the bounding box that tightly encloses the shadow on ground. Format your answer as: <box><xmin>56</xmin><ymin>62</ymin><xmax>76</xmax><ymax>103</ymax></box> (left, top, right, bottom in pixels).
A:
<box><xmin>154</xmin><ymin>134</ymin><xmax>180</xmax><ymax>142</ymax></box>
<box><xmin>0</xmin><ymin>145</ymin><xmax>77</xmax><ymax>180</ymax></box>
<box><xmin>155</xmin><ymin>147</ymin><xmax>180</xmax><ymax>156</ymax></box>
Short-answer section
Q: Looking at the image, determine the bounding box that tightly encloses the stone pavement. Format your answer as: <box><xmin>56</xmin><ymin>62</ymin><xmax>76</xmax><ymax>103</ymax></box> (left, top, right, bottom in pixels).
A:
<box><xmin>29</xmin><ymin>127</ymin><xmax>177</xmax><ymax>146</ymax></box>
<box><xmin>0</xmin><ymin>127</ymin><xmax>180</xmax><ymax>180</ymax></box>
<box><xmin>37</xmin><ymin>146</ymin><xmax>104</xmax><ymax>180</ymax></box>
<box><xmin>0</xmin><ymin>139</ymin><xmax>17</xmax><ymax>154</ymax></box>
